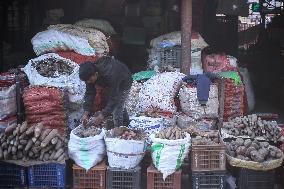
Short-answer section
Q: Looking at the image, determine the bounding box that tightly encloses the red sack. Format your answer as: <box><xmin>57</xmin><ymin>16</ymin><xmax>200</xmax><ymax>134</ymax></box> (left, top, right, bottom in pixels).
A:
<box><xmin>56</xmin><ymin>51</ymin><xmax>97</xmax><ymax>65</ymax></box>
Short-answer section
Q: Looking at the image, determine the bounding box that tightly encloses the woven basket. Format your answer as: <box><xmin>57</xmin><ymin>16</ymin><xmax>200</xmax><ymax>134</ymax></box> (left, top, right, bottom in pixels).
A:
<box><xmin>226</xmin><ymin>146</ymin><xmax>284</xmax><ymax>171</ymax></box>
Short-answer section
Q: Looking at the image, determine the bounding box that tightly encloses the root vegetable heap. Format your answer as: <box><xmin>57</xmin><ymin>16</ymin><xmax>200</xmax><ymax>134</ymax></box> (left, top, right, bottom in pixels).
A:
<box><xmin>0</xmin><ymin>122</ymin><xmax>67</xmax><ymax>161</ymax></box>
<box><xmin>108</xmin><ymin>127</ymin><xmax>144</xmax><ymax>140</ymax></box>
<box><xmin>74</xmin><ymin>126</ymin><xmax>100</xmax><ymax>138</ymax></box>
<box><xmin>192</xmin><ymin>135</ymin><xmax>219</xmax><ymax>145</ymax></box>
<box><xmin>226</xmin><ymin>138</ymin><xmax>282</xmax><ymax>163</ymax></box>
<box><xmin>32</xmin><ymin>58</ymin><xmax>73</xmax><ymax>78</ymax></box>
<box><xmin>156</xmin><ymin>126</ymin><xmax>186</xmax><ymax>140</ymax></box>
<box><xmin>223</xmin><ymin>114</ymin><xmax>281</xmax><ymax>142</ymax></box>
<box><xmin>23</xmin><ymin>86</ymin><xmax>66</xmax><ymax>135</ymax></box>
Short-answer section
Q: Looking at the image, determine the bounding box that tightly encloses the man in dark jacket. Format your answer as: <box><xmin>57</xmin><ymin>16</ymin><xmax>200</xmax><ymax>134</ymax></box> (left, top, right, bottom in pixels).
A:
<box><xmin>79</xmin><ymin>56</ymin><xmax>133</xmax><ymax>127</ymax></box>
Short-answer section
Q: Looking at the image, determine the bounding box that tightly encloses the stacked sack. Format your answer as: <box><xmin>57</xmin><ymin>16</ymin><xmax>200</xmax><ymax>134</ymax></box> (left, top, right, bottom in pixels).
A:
<box><xmin>222</xmin><ymin>74</ymin><xmax>245</xmax><ymax>121</ymax></box>
<box><xmin>0</xmin><ymin>72</ymin><xmax>27</xmax><ymax>130</ymax></box>
<box><xmin>130</xmin><ymin>72</ymin><xmax>185</xmax><ymax>134</ymax></box>
<box><xmin>148</xmin><ymin>31</ymin><xmax>208</xmax><ymax>74</ymax></box>
<box><xmin>23</xmin><ymin>86</ymin><xmax>66</xmax><ymax>135</ymax></box>
<box><xmin>203</xmin><ymin>53</ymin><xmax>247</xmax><ymax>120</ymax></box>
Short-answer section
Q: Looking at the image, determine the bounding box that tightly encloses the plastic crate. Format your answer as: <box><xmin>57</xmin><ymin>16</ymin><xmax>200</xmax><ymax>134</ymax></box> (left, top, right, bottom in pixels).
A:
<box><xmin>28</xmin><ymin>163</ymin><xmax>65</xmax><ymax>188</ymax></box>
<box><xmin>107</xmin><ymin>166</ymin><xmax>141</xmax><ymax>189</ymax></box>
<box><xmin>237</xmin><ymin>168</ymin><xmax>275</xmax><ymax>189</ymax></box>
<box><xmin>191</xmin><ymin>135</ymin><xmax>226</xmax><ymax>172</ymax></box>
<box><xmin>192</xmin><ymin>171</ymin><xmax>226</xmax><ymax>189</ymax></box>
<box><xmin>73</xmin><ymin>161</ymin><xmax>106</xmax><ymax>189</ymax></box>
<box><xmin>156</xmin><ymin>46</ymin><xmax>181</xmax><ymax>68</ymax></box>
<box><xmin>0</xmin><ymin>162</ymin><xmax>27</xmax><ymax>187</ymax></box>
<box><xmin>147</xmin><ymin>165</ymin><xmax>181</xmax><ymax>189</ymax></box>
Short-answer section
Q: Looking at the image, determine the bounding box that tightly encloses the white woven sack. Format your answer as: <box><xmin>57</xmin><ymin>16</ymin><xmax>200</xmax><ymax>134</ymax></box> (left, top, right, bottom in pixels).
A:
<box><xmin>129</xmin><ymin>116</ymin><xmax>176</xmax><ymax>136</ymax></box>
<box><xmin>150</xmin><ymin>133</ymin><xmax>191</xmax><ymax>180</ymax></box>
<box><xmin>75</xmin><ymin>19</ymin><xmax>117</xmax><ymax>35</ymax></box>
<box><xmin>68</xmin><ymin>125</ymin><xmax>106</xmax><ymax>170</ymax></box>
<box><xmin>32</xmin><ymin>29</ymin><xmax>96</xmax><ymax>56</ymax></box>
<box><xmin>179</xmin><ymin>84</ymin><xmax>219</xmax><ymax>118</ymax></box>
<box><xmin>105</xmin><ymin>136</ymin><xmax>146</xmax><ymax>169</ymax></box>
<box><xmin>23</xmin><ymin>53</ymin><xmax>86</xmax><ymax>104</ymax></box>
<box><xmin>137</xmin><ymin>72</ymin><xmax>185</xmax><ymax>113</ymax></box>
<box><xmin>0</xmin><ymin>84</ymin><xmax>16</xmax><ymax>120</ymax></box>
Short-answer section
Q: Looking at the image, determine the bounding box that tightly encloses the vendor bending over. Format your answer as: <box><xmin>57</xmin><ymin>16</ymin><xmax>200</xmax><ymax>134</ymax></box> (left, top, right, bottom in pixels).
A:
<box><xmin>79</xmin><ymin>56</ymin><xmax>133</xmax><ymax>127</ymax></box>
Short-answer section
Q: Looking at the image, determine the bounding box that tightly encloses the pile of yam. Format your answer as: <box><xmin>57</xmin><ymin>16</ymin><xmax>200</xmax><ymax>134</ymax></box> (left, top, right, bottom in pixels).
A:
<box><xmin>74</xmin><ymin>126</ymin><xmax>100</xmax><ymax>138</ymax></box>
<box><xmin>155</xmin><ymin>126</ymin><xmax>186</xmax><ymax>140</ymax></box>
<box><xmin>0</xmin><ymin>122</ymin><xmax>67</xmax><ymax>162</ymax></box>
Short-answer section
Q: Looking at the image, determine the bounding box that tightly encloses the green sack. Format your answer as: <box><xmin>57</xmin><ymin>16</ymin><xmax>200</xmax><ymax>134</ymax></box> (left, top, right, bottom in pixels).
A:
<box><xmin>218</xmin><ymin>71</ymin><xmax>242</xmax><ymax>85</ymax></box>
<box><xmin>132</xmin><ymin>70</ymin><xmax>156</xmax><ymax>81</ymax></box>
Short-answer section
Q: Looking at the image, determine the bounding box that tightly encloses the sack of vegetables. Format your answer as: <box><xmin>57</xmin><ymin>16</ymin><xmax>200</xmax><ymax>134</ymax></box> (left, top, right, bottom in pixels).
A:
<box><xmin>150</xmin><ymin>126</ymin><xmax>191</xmax><ymax>180</ymax></box>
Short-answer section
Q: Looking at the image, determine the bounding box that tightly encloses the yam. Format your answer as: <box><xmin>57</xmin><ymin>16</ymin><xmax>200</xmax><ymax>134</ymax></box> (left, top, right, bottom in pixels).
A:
<box><xmin>0</xmin><ymin>146</ymin><xmax>3</xmax><ymax>159</ymax></box>
<box><xmin>1</xmin><ymin>142</ymin><xmax>7</xmax><ymax>148</ymax></box>
<box><xmin>32</xmin><ymin>137</ymin><xmax>37</xmax><ymax>143</ymax></box>
<box><xmin>8</xmin><ymin>145</ymin><xmax>12</xmax><ymax>154</ymax></box>
<box><xmin>5</xmin><ymin>124</ymin><xmax>17</xmax><ymax>135</ymax></box>
<box><xmin>34</xmin><ymin>123</ymin><xmax>44</xmax><ymax>138</ymax></box>
<box><xmin>3</xmin><ymin>150</ymin><xmax>8</xmax><ymax>159</ymax></box>
<box><xmin>19</xmin><ymin>139</ymin><xmax>28</xmax><ymax>145</ymax></box>
<box><xmin>28</xmin><ymin>151</ymin><xmax>34</xmax><ymax>158</ymax></box>
<box><xmin>57</xmin><ymin>152</ymin><xmax>66</xmax><ymax>162</ymax></box>
<box><xmin>12</xmin><ymin>146</ymin><xmax>17</xmax><ymax>155</ymax></box>
<box><xmin>13</xmin><ymin>126</ymin><xmax>20</xmax><ymax>136</ymax></box>
<box><xmin>51</xmin><ymin>137</ymin><xmax>58</xmax><ymax>145</ymax></box>
<box><xmin>165</xmin><ymin>128</ymin><xmax>171</xmax><ymax>139</ymax></box>
<box><xmin>54</xmin><ymin>148</ymin><xmax>64</xmax><ymax>160</ymax></box>
<box><xmin>49</xmin><ymin>150</ymin><xmax>56</xmax><ymax>160</ymax></box>
<box><xmin>55</xmin><ymin>139</ymin><xmax>62</xmax><ymax>150</ymax></box>
<box><xmin>41</xmin><ymin>129</ymin><xmax>58</xmax><ymax>148</ymax></box>
<box><xmin>43</xmin><ymin>153</ymin><xmax>50</xmax><ymax>161</ymax></box>
<box><xmin>20</xmin><ymin>121</ymin><xmax>28</xmax><ymax>133</ymax></box>
<box><xmin>24</xmin><ymin>139</ymin><xmax>34</xmax><ymax>152</ymax></box>
<box><xmin>17</xmin><ymin>151</ymin><xmax>23</xmax><ymax>159</ymax></box>
<box><xmin>32</xmin><ymin>146</ymin><xmax>41</xmax><ymax>154</ymax></box>
<box><xmin>40</xmin><ymin>146</ymin><xmax>53</xmax><ymax>160</ymax></box>
<box><xmin>18</xmin><ymin>145</ymin><xmax>24</xmax><ymax>150</ymax></box>
<box><xmin>39</xmin><ymin>129</ymin><xmax>52</xmax><ymax>141</ymax></box>
<box><xmin>26</xmin><ymin>125</ymin><xmax>35</xmax><ymax>135</ymax></box>
<box><xmin>19</xmin><ymin>132</ymin><xmax>27</xmax><ymax>140</ymax></box>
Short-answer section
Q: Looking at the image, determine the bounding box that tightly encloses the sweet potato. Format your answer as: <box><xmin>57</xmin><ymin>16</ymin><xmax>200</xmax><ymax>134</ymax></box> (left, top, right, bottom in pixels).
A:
<box><xmin>20</xmin><ymin>139</ymin><xmax>28</xmax><ymax>145</ymax></box>
<box><xmin>19</xmin><ymin>132</ymin><xmax>27</xmax><ymax>140</ymax></box>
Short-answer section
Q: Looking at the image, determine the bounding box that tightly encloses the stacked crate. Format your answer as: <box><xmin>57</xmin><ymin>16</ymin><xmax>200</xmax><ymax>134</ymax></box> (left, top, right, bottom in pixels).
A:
<box><xmin>0</xmin><ymin>162</ymin><xmax>27</xmax><ymax>188</ymax></box>
<box><xmin>236</xmin><ymin>168</ymin><xmax>275</xmax><ymax>189</ymax></box>
<box><xmin>147</xmin><ymin>165</ymin><xmax>182</xmax><ymax>189</ymax></box>
<box><xmin>190</xmin><ymin>136</ymin><xmax>227</xmax><ymax>189</ymax></box>
<box><xmin>28</xmin><ymin>163</ymin><xmax>66</xmax><ymax>188</ymax></box>
<box><xmin>72</xmin><ymin>161</ymin><xmax>106</xmax><ymax>189</ymax></box>
<box><xmin>107</xmin><ymin>166</ymin><xmax>141</xmax><ymax>189</ymax></box>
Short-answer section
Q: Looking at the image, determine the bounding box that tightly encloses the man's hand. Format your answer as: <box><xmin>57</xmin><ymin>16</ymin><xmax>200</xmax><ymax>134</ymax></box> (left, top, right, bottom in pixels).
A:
<box><xmin>93</xmin><ymin>112</ymin><xmax>104</xmax><ymax>126</ymax></box>
<box><xmin>81</xmin><ymin>112</ymin><xmax>90</xmax><ymax>126</ymax></box>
